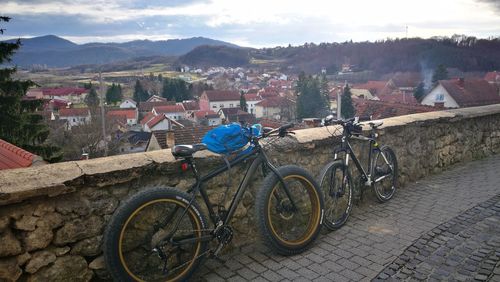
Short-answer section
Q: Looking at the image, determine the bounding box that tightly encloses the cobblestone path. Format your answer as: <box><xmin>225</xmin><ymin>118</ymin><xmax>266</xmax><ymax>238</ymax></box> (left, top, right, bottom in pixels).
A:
<box><xmin>197</xmin><ymin>154</ymin><xmax>500</xmax><ymax>281</ymax></box>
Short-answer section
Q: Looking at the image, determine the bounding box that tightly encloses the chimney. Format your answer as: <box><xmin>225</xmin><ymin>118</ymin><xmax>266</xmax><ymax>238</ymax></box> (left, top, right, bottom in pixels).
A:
<box><xmin>457</xmin><ymin>78</ymin><xmax>465</xmax><ymax>87</ymax></box>
<box><xmin>166</xmin><ymin>130</ymin><xmax>175</xmax><ymax>148</ymax></box>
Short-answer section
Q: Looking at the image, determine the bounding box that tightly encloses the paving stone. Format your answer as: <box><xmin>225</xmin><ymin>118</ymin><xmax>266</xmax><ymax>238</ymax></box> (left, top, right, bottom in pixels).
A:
<box><xmin>197</xmin><ymin>155</ymin><xmax>500</xmax><ymax>281</ymax></box>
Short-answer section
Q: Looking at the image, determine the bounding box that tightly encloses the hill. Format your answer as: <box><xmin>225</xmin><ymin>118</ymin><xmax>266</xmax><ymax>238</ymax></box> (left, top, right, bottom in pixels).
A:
<box><xmin>252</xmin><ymin>36</ymin><xmax>500</xmax><ymax>74</ymax></box>
<box><xmin>3</xmin><ymin>35</ymin><xmax>239</xmax><ymax>68</ymax></box>
<box><xmin>178</xmin><ymin>45</ymin><xmax>252</xmax><ymax>68</ymax></box>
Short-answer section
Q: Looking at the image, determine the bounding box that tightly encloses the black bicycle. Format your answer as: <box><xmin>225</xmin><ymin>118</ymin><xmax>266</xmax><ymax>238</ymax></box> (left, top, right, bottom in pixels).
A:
<box><xmin>318</xmin><ymin>115</ymin><xmax>398</xmax><ymax>230</ymax></box>
<box><xmin>103</xmin><ymin>124</ymin><xmax>324</xmax><ymax>281</ymax></box>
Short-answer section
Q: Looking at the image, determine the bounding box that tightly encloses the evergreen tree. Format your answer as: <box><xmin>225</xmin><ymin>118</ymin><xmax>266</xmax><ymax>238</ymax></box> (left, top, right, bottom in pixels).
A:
<box><xmin>240</xmin><ymin>92</ymin><xmax>247</xmax><ymax>112</ymax></box>
<box><xmin>161</xmin><ymin>78</ymin><xmax>191</xmax><ymax>102</ymax></box>
<box><xmin>341</xmin><ymin>84</ymin><xmax>355</xmax><ymax>119</ymax></box>
<box><xmin>432</xmin><ymin>64</ymin><xmax>448</xmax><ymax>84</ymax></box>
<box><xmin>85</xmin><ymin>88</ymin><xmax>100</xmax><ymax>110</ymax></box>
<box><xmin>106</xmin><ymin>83</ymin><xmax>123</xmax><ymax>105</ymax></box>
<box><xmin>413</xmin><ymin>82</ymin><xmax>425</xmax><ymax>102</ymax></box>
<box><xmin>0</xmin><ymin>17</ymin><xmax>61</xmax><ymax>162</ymax></box>
<box><xmin>133</xmin><ymin>79</ymin><xmax>148</xmax><ymax>102</ymax></box>
<box><xmin>296</xmin><ymin>72</ymin><xmax>327</xmax><ymax>119</ymax></box>
<box><xmin>320</xmin><ymin>73</ymin><xmax>330</xmax><ymax>109</ymax></box>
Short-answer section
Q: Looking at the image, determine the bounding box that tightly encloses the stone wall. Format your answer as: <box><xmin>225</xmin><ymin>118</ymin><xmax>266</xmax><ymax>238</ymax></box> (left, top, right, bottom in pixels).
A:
<box><xmin>1</xmin><ymin>104</ymin><xmax>500</xmax><ymax>281</ymax></box>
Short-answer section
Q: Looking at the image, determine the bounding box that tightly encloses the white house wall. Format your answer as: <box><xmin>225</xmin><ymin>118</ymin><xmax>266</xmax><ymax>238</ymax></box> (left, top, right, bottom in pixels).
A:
<box><xmin>209</xmin><ymin>100</ymin><xmax>240</xmax><ymax>112</ymax></box>
<box><xmin>422</xmin><ymin>84</ymin><xmax>460</xmax><ymax>108</ymax></box>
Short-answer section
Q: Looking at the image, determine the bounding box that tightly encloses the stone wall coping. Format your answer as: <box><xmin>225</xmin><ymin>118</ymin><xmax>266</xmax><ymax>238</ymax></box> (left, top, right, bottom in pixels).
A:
<box><xmin>1</xmin><ymin>103</ymin><xmax>500</xmax><ymax>206</ymax></box>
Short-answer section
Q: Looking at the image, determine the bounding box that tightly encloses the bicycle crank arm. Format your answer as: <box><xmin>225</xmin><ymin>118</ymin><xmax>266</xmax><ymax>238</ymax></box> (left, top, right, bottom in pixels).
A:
<box><xmin>374</xmin><ymin>174</ymin><xmax>390</xmax><ymax>183</ymax></box>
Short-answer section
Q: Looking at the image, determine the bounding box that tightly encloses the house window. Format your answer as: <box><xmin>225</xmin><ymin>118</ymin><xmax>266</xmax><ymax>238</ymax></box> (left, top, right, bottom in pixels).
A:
<box><xmin>436</xmin><ymin>94</ymin><xmax>444</xmax><ymax>101</ymax></box>
<box><xmin>212</xmin><ymin>105</ymin><xmax>217</xmax><ymax>108</ymax></box>
<box><xmin>220</xmin><ymin>104</ymin><xmax>224</xmax><ymax>108</ymax></box>
<box><xmin>229</xmin><ymin>104</ymin><xmax>233</xmax><ymax>107</ymax></box>
<box><xmin>73</xmin><ymin>118</ymin><xmax>76</xmax><ymax>122</ymax></box>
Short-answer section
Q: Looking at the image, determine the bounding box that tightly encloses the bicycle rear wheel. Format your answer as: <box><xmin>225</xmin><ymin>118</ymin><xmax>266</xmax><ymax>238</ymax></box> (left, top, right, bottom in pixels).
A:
<box><xmin>318</xmin><ymin>160</ymin><xmax>353</xmax><ymax>230</ymax></box>
<box><xmin>103</xmin><ymin>187</ymin><xmax>208</xmax><ymax>282</ymax></box>
<box><xmin>256</xmin><ymin>165</ymin><xmax>324</xmax><ymax>255</ymax></box>
<box><xmin>372</xmin><ymin>145</ymin><xmax>398</xmax><ymax>202</ymax></box>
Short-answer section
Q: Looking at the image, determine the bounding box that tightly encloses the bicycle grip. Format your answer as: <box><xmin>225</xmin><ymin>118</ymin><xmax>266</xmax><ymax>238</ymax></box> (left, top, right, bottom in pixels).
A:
<box><xmin>280</xmin><ymin>123</ymin><xmax>294</xmax><ymax>131</ymax></box>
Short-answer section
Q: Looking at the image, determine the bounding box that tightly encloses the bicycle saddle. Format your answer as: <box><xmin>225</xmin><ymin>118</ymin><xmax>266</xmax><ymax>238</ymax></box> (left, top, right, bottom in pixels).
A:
<box><xmin>172</xmin><ymin>143</ymin><xmax>207</xmax><ymax>158</ymax></box>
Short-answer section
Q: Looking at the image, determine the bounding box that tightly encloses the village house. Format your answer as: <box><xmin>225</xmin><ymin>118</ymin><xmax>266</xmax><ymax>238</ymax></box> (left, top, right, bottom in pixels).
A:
<box><xmin>116</xmin><ymin>131</ymin><xmax>151</xmax><ymax>154</ymax></box>
<box><xmin>421</xmin><ymin>78</ymin><xmax>500</xmax><ymax>108</ymax></box>
<box><xmin>152</xmin><ymin>104</ymin><xmax>185</xmax><ymax>120</ymax></box>
<box><xmin>218</xmin><ymin>108</ymin><xmax>255</xmax><ymax>124</ymax></box>
<box><xmin>353</xmin><ymin>81</ymin><xmax>388</xmax><ymax>96</ymax></box>
<box><xmin>182</xmin><ymin>101</ymin><xmax>200</xmax><ymax>120</ymax></box>
<box><xmin>141</xmin><ymin>113</ymin><xmax>185</xmax><ymax>132</ymax></box>
<box><xmin>138</xmin><ymin>101</ymin><xmax>176</xmax><ymax>117</ymax></box>
<box><xmin>119</xmin><ymin>99</ymin><xmax>137</xmax><ymax>109</ymax></box>
<box><xmin>244</xmin><ymin>93</ymin><xmax>263</xmax><ymax>115</ymax></box>
<box><xmin>381</xmin><ymin>72</ymin><xmax>422</xmax><ymax>95</ymax></box>
<box><xmin>106</xmin><ymin>108</ymin><xmax>138</xmax><ymax>126</ymax></box>
<box><xmin>28</xmin><ymin>87</ymin><xmax>89</xmax><ymax>104</ymax></box>
<box><xmin>147</xmin><ymin>126</ymin><xmax>214</xmax><ymax>151</ymax></box>
<box><xmin>193</xmin><ymin>110</ymin><xmax>221</xmax><ymax>126</ymax></box>
<box><xmin>58</xmin><ymin>108</ymin><xmax>91</xmax><ymax>129</ymax></box>
<box><xmin>146</xmin><ymin>95</ymin><xmax>167</xmax><ymax>103</ymax></box>
<box><xmin>254</xmin><ymin>96</ymin><xmax>296</xmax><ymax>120</ymax></box>
<box><xmin>199</xmin><ymin>90</ymin><xmax>241</xmax><ymax>112</ymax></box>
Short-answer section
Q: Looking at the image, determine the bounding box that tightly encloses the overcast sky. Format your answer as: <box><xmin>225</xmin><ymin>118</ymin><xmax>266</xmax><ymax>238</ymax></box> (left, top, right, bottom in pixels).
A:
<box><xmin>1</xmin><ymin>0</ymin><xmax>500</xmax><ymax>47</ymax></box>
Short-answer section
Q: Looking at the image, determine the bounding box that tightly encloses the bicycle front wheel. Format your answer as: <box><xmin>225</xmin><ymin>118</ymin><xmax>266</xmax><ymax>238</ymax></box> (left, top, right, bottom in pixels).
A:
<box><xmin>103</xmin><ymin>187</ymin><xmax>208</xmax><ymax>282</ymax></box>
<box><xmin>318</xmin><ymin>160</ymin><xmax>353</xmax><ymax>230</ymax></box>
<box><xmin>256</xmin><ymin>165</ymin><xmax>324</xmax><ymax>255</ymax></box>
<box><xmin>372</xmin><ymin>145</ymin><xmax>398</xmax><ymax>202</ymax></box>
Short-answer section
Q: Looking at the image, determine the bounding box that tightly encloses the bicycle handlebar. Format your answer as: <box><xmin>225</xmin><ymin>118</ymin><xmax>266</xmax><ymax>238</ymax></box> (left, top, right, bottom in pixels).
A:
<box><xmin>261</xmin><ymin>123</ymin><xmax>295</xmax><ymax>138</ymax></box>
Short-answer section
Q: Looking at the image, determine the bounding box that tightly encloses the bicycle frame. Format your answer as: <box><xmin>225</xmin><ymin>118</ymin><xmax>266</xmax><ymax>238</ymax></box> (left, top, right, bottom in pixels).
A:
<box><xmin>333</xmin><ymin>128</ymin><xmax>380</xmax><ymax>187</ymax></box>
<box><xmin>167</xmin><ymin>141</ymin><xmax>297</xmax><ymax>246</ymax></box>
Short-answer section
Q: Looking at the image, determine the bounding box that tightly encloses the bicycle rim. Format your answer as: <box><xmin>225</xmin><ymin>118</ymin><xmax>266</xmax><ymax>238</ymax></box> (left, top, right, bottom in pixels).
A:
<box><xmin>320</xmin><ymin>163</ymin><xmax>352</xmax><ymax>228</ymax></box>
<box><xmin>118</xmin><ymin>199</ymin><xmax>203</xmax><ymax>281</ymax></box>
<box><xmin>267</xmin><ymin>175</ymin><xmax>322</xmax><ymax>246</ymax></box>
<box><xmin>373</xmin><ymin>149</ymin><xmax>396</xmax><ymax>201</ymax></box>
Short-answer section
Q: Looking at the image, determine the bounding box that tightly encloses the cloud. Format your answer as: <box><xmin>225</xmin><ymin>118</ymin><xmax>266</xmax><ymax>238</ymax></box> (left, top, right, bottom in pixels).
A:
<box><xmin>476</xmin><ymin>0</ymin><xmax>500</xmax><ymax>12</ymax></box>
<box><xmin>1</xmin><ymin>0</ymin><xmax>500</xmax><ymax>46</ymax></box>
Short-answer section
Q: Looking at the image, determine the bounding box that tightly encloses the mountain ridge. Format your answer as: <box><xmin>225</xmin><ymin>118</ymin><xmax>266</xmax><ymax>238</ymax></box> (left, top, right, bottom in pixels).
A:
<box><xmin>3</xmin><ymin>35</ymin><xmax>240</xmax><ymax>67</ymax></box>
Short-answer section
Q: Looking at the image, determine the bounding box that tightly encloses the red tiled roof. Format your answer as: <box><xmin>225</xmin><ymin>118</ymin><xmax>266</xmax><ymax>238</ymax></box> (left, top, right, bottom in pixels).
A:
<box><xmin>153</xmin><ymin>105</ymin><xmax>185</xmax><ymax>114</ymax></box>
<box><xmin>174</xmin><ymin>126</ymin><xmax>215</xmax><ymax>146</ymax></box>
<box><xmin>138</xmin><ymin>101</ymin><xmax>176</xmax><ymax>113</ymax></box>
<box><xmin>140</xmin><ymin>112</ymin><xmax>156</xmax><ymax>125</ymax></box>
<box><xmin>147</xmin><ymin>114</ymin><xmax>168</xmax><ymax>128</ymax></box>
<box><xmin>201</xmin><ymin>90</ymin><xmax>240</xmax><ymax>101</ymax></box>
<box><xmin>244</xmin><ymin>93</ymin><xmax>262</xmax><ymax>101</ymax></box>
<box><xmin>255</xmin><ymin>96</ymin><xmax>295</xmax><ymax>108</ymax></box>
<box><xmin>39</xmin><ymin>87</ymin><xmax>88</xmax><ymax>96</ymax></box>
<box><xmin>484</xmin><ymin>71</ymin><xmax>500</xmax><ymax>83</ymax></box>
<box><xmin>438</xmin><ymin>78</ymin><xmax>500</xmax><ymax>107</ymax></box>
<box><xmin>353</xmin><ymin>81</ymin><xmax>388</xmax><ymax>95</ymax></box>
<box><xmin>377</xmin><ymin>93</ymin><xmax>419</xmax><ymax>105</ymax></box>
<box><xmin>354</xmin><ymin>99</ymin><xmax>436</xmax><ymax>119</ymax></box>
<box><xmin>0</xmin><ymin>139</ymin><xmax>43</xmax><ymax>170</ymax></box>
<box><xmin>59</xmin><ymin>108</ymin><xmax>90</xmax><ymax>117</ymax></box>
<box><xmin>107</xmin><ymin>109</ymin><xmax>137</xmax><ymax>120</ymax></box>
<box><xmin>194</xmin><ymin>110</ymin><xmax>219</xmax><ymax>118</ymax></box>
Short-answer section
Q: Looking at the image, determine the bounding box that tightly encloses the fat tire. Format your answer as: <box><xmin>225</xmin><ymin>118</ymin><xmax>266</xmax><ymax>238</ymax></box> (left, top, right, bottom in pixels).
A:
<box><xmin>372</xmin><ymin>145</ymin><xmax>398</xmax><ymax>203</ymax></box>
<box><xmin>103</xmin><ymin>187</ymin><xmax>208</xmax><ymax>282</ymax></box>
<box><xmin>255</xmin><ymin>165</ymin><xmax>324</xmax><ymax>256</ymax></box>
<box><xmin>318</xmin><ymin>160</ymin><xmax>353</xmax><ymax>230</ymax></box>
